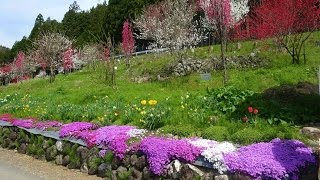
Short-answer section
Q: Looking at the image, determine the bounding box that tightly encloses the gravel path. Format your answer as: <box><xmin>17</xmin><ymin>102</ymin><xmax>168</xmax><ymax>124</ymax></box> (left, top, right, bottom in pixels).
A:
<box><xmin>0</xmin><ymin>148</ymin><xmax>101</xmax><ymax>180</ymax></box>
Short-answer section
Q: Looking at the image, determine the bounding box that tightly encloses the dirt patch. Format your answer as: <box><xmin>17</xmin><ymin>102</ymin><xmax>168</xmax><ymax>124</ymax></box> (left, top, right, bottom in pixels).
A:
<box><xmin>263</xmin><ymin>82</ymin><xmax>319</xmax><ymax>103</ymax></box>
<box><xmin>0</xmin><ymin>148</ymin><xmax>101</xmax><ymax>180</ymax></box>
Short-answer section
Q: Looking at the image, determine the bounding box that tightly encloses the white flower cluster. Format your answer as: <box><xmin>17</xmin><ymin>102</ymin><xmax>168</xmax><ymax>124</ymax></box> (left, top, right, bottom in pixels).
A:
<box><xmin>189</xmin><ymin>139</ymin><xmax>237</xmax><ymax>174</ymax></box>
<box><xmin>127</xmin><ymin>128</ymin><xmax>147</xmax><ymax>138</ymax></box>
<box><xmin>230</xmin><ymin>0</ymin><xmax>249</xmax><ymax>24</ymax></box>
<box><xmin>135</xmin><ymin>0</ymin><xmax>206</xmax><ymax>51</ymax></box>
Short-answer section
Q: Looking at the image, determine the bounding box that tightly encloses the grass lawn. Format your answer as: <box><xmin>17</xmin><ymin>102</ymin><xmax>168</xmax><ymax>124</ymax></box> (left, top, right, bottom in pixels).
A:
<box><xmin>1</xmin><ymin>31</ymin><xmax>320</xmax><ymax>145</ymax></box>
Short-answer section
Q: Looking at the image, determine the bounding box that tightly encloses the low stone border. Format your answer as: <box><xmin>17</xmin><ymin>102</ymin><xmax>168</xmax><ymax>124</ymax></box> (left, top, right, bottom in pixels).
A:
<box><xmin>0</xmin><ymin>122</ymin><xmax>318</xmax><ymax>179</ymax></box>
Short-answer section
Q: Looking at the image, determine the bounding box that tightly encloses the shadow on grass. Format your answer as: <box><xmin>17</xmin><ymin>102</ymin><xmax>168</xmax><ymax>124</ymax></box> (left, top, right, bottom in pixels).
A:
<box><xmin>231</xmin><ymin>82</ymin><xmax>320</xmax><ymax>125</ymax></box>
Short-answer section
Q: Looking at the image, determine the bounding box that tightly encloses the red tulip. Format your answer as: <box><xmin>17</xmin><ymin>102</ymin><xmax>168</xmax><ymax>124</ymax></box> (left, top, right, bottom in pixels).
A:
<box><xmin>248</xmin><ymin>107</ymin><xmax>253</xmax><ymax>113</ymax></box>
<box><xmin>242</xmin><ymin>117</ymin><xmax>249</xmax><ymax>123</ymax></box>
<box><xmin>253</xmin><ymin>109</ymin><xmax>259</xmax><ymax>114</ymax></box>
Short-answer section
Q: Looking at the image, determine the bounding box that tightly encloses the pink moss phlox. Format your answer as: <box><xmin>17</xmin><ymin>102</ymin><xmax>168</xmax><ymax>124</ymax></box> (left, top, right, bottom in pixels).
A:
<box><xmin>59</xmin><ymin>122</ymin><xmax>98</xmax><ymax>138</ymax></box>
<box><xmin>94</xmin><ymin>125</ymin><xmax>135</xmax><ymax>159</ymax></box>
<box><xmin>12</xmin><ymin>119</ymin><xmax>34</xmax><ymax>129</ymax></box>
<box><xmin>223</xmin><ymin>138</ymin><xmax>316</xmax><ymax>180</ymax></box>
<box><xmin>34</xmin><ymin>121</ymin><xmax>63</xmax><ymax>130</ymax></box>
<box><xmin>0</xmin><ymin>114</ymin><xmax>16</xmax><ymax>122</ymax></box>
<box><xmin>75</xmin><ymin>130</ymin><xmax>97</xmax><ymax>148</ymax></box>
<box><xmin>139</xmin><ymin>137</ymin><xmax>202</xmax><ymax>175</ymax></box>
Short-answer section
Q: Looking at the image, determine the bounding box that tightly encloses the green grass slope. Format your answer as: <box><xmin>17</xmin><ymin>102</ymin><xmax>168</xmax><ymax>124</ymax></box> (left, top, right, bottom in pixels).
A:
<box><xmin>1</xmin><ymin>32</ymin><xmax>320</xmax><ymax>144</ymax></box>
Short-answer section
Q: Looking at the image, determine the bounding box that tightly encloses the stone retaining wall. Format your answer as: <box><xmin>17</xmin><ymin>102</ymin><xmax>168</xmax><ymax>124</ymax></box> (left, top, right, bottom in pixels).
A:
<box><xmin>0</xmin><ymin>126</ymin><xmax>317</xmax><ymax>180</ymax></box>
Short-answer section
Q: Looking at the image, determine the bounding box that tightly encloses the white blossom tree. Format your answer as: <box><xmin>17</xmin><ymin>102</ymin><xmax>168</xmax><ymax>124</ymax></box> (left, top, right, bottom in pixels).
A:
<box><xmin>33</xmin><ymin>33</ymin><xmax>72</xmax><ymax>82</ymax></box>
<box><xmin>135</xmin><ymin>0</ymin><xmax>206</xmax><ymax>61</ymax></box>
<box><xmin>79</xmin><ymin>44</ymin><xmax>104</xmax><ymax>70</ymax></box>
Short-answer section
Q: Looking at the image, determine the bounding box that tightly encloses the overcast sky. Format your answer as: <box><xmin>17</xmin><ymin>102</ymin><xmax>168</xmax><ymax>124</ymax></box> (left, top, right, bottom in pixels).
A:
<box><xmin>0</xmin><ymin>0</ymin><xmax>102</xmax><ymax>48</ymax></box>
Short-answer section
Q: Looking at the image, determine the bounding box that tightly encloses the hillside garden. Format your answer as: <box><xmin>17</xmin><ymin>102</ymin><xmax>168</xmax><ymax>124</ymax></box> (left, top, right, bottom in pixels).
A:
<box><xmin>0</xmin><ymin>0</ymin><xmax>320</xmax><ymax>179</ymax></box>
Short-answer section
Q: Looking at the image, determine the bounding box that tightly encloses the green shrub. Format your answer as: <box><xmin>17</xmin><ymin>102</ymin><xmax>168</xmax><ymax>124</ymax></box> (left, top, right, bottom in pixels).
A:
<box><xmin>1</xmin><ymin>127</ymin><xmax>10</xmax><ymax>138</ymax></box>
<box><xmin>231</xmin><ymin>128</ymin><xmax>264</xmax><ymax>145</ymax></box>
<box><xmin>102</xmin><ymin>151</ymin><xmax>114</xmax><ymax>163</ymax></box>
<box><xmin>68</xmin><ymin>144</ymin><xmax>81</xmax><ymax>168</ymax></box>
<box><xmin>232</xmin><ymin>83</ymin><xmax>320</xmax><ymax>124</ymax></box>
<box><xmin>202</xmin><ymin>126</ymin><xmax>230</xmax><ymax>141</ymax></box>
<box><xmin>88</xmin><ymin>157</ymin><xmax>103</xmax><ymax>170</ymax></box>
<box><xmin>160</xmin><ymin>124</ymin><xmax>200</xmax><ymax>137</ymax></box>
<box><xmin>206</xmin><ymin>86</ymin><xmax>254</xmax><ymax>114</ymax></box>
<box><xmin>118</xmin><ymin>168</ymin><xmax>131</xmax><ymax>180</ymax></box>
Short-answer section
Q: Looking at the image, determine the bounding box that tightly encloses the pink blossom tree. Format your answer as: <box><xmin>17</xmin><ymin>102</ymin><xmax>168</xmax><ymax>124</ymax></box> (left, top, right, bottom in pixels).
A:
<box><xmin>63</xmin><ymin>47</ymin><xmax>74</xmax><ymax>73</ymax></box>
<box><xmin>197</xmin><ymin>0</ymin><xmax>249</xmax><ymax>84</ymax></box>
<box><xmin>0</xmin><ymin>65</ymin><xmax>12</xmax><ymax>85</ymax></box>
<box><xmin>13</xmin><ymin>51</ymin><xmax>26</xmax><ymax>82</ymax></box>
<box><xmin>122</xmin><ymin>20</ymin><xmax>135</xmax><ymax>68</ymax></box>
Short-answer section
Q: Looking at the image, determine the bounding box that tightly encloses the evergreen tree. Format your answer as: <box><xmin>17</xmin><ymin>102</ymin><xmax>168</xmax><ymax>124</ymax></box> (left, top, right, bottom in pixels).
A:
<box><xmin>29</xmin><ymin>14</ymin><xmax>44</xmax><ymax>40</ymax></box>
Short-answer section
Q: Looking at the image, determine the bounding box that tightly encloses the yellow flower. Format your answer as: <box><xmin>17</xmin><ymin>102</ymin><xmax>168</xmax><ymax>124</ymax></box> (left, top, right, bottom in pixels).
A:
<box><xmin>148</xmin><ymin>100</ymin><xmax>157</xmax><ymax>106</ymax></box>
<box><xmin>140</xmin><ymin>100</ymin><xmax>147</xmax><ymax>105</ymax></box>
<box><xmin>114</xmin><ymin>112</ymin><xmax>119</xmax><ymax>116</ymax></box>
<box><xmin>140</xmin><ymin>111</ymin><xmax>146</xmax><ymax>115</ymax></box>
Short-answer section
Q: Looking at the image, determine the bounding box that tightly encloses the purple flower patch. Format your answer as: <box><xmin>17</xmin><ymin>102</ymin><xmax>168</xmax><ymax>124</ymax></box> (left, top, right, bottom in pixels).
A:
<box><xmin>94</xmin><ymin>125</ymin><xmax>135</xmax><ymax>159</ymax></box>
<box><xmin>223</xmin><ymin>138</ymin><xmax>316</xmax><ymax>180</ymax></box>
<box><xmin>74</xmin><ymin>130</ymin><xmax>97</xmax><ymax>147</ymax></box>
<box><xmin>59</xmin><ymin>122</ymin><xmax>98</xmax><ymax>138</ymax></box>
<box><xmin>12</xmin><ymin>119</ymin><xmax>34</xmax><ymax>129</ymax></box>
<box><xmin>34</xmin><ymin>121</ymin><xmax>63</xmax><ymax>130</ymax></box>
<box><xmin>139</xmin><ymin>137</ymin><xmax>201</xmax><ymax>175</ymax></box>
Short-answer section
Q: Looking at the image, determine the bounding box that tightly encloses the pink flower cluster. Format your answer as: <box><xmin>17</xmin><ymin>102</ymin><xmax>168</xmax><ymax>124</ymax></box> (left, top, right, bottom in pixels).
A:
<box><xmin>0</xmin><ymin>114</ymin><xmax>316</xmax><ymax>179</ymax></box>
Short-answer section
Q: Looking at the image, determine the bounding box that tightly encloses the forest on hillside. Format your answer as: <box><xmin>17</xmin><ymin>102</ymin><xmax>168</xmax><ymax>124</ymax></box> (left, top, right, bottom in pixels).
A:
<box><xmin>0</xmin><ymin>0</ymin><xmax>263</xmax><ymax>65</ymax></box>
<box><xmin>0</xmin><ymin>0</ymin><xmax>162</xmax><ymax>65</ymax></box>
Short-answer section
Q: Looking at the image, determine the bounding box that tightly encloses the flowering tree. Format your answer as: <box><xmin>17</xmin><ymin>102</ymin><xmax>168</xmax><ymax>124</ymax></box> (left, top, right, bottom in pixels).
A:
<box><xmin>244</xmin><ymin>0</ymin><xmax>320</xmax><ymax>64</ymax></box>
<box><xmin>63</xmin><ymin>47</ymin><xmax>74</xmax><ymax>73</ymax></box>
<box><xmin>0</xmin><ymin>65</ymin><xmax>12</xmax><ymax>85</ymax></box>
<box><xmin>197</xmin><ymin>0</ymin><xmax>249</xmax><ymax>84</ymax></box>
<box><xmin>33</xmin><ymin>33</ymin><xmax>72</xmax><ymax>82</ymax></box>
<box><xmin>135</xmin><ymin>0</ymin><xmax>206</xmax><ymax>60</ymax></box>
<box><xmin>80</xmin><ymin>44</ymin><xmax>103</xmax><ymax>70</ymax></box>
<box><xmin>122</xmin><ymin>20</ymin><xmax>135</xmax><ymax>68</ymax></box>
<box><xmin>12</xmin><ymin>51</ymin><xmax>26</xmax><ymax>82</ymax></box>
<box><xmin>103</xmin><ymin>46</ymin><xmax>116</xmax><ymax>86</ymax></box>
<box><xmin>24</xmin><ymin>50</ymin><xmax>40</xmax><ymax>78</ymax></box>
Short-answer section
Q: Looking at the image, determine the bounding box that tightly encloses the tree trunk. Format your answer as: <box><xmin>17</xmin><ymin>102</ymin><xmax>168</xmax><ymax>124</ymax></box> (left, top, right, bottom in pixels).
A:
<box><xmin>112</xmin><ymin>58</ymin><xmax>116</xmax><ymax>87</ymax></box>
<box><xmin>292</xmin><ymin>47</ymin><xmax>295</xmax><ymax>64</ymax></box>
<box><xmin>221</xmin><ymin>26</ymin><xmax>227</xmax><ymax>85</ymax></box>
<box><xmin>126</xmin><ymin>56</ymin><xmax>130</xmax><ymax>69</ymax></box>
<box><xmin>50</xmin><ymin>67</ymin><xmax>55</xmax><ymax>83</ymax></box>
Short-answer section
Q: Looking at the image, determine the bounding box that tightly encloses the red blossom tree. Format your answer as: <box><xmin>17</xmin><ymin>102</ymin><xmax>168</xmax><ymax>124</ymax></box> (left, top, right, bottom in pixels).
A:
<box><xmin>63</xmin><ymin>47</ymin><xmax>74</xmax><ymax>73</ymax></box>
<box><xmin>13</xmin><ymin>51</ymin><xmax>26</xmax><ymax>82</ymax></box>
<box><xmin>122</xmin><ymin>20</ymin><xmax>135</xmax><ymax>68</ymax></box>
<box><xmin>236</xmin><ymin>0</ymin><xmax>320</xmax><ymax>64</ymax></box>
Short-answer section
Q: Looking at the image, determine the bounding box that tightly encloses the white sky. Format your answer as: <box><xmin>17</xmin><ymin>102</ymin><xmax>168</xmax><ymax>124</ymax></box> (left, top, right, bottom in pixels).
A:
<box><xmin>0</xmin><ymin>0</ymin><xmax>103</xmax><ymax>48</ymax></box>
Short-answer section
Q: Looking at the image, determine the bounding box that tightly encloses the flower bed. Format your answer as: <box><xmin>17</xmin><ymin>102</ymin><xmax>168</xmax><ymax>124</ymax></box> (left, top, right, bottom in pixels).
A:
<box><xmin>0</xmin><ymin>115</ymin><xmax>317</xmax><ymax>179</ymax></box>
